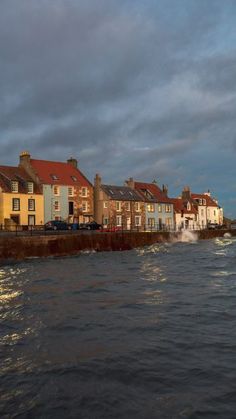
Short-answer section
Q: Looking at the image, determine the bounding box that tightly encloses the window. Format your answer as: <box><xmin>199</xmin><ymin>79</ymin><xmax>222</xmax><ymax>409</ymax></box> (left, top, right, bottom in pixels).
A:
<box><xmin>116</xmin><ymin>215</ymin><xmax>122</xmax><ymax>226</ymax></box>
<box><xmin>103</xmin><ymin>217</ymin><xmax>109</xmax><ymax>225</ymax></box>
<box><xmin>125</xmin><ymin>202</ymin><xmax>130</xmax><ymax>211</ymax></box>
<box><xmin>148</xmin><ymin>218</ymin><xmax>155</xmax><ymax>227</ymax></box>
<box><xmin>147</xmin><ymin>203</ymin><xmax>155</xmax><ymax>212</ymax></box>
<box><xmin>82</xmin><ymin>201</ymin><xmax>88</xmax><ymax>212</ymax></box>
<box><xmin>135</xmin><ymin>216</ymin><xmax>141</xmax><ymax>226</ymax></box>
<box><xmin>116</xmin><ymin>201</ymin><xmax>121</xmax><ymax>211</ymax></box>
<box><xmin>12</xmin><ymin>198</ymin><xmax>20</xmax><ymax>211</ymax></box>
<box><xmin>27</xmin><ymin>182</ymin><xmax>34</xmax><ymax>194</ymax></box>
<box><xmin>68</xmin><ymin>187</ymin><xmax>74</xmax><ymax>197</ymax></box>
<box><xmin>165</xmin><ymin>205</ymin><xmax>171</xmax><ymax>213</ymax></box>
<box><xmin>158</xmin><ymin>204</ymin><xmax>162</xmax><ymax>212</ymax></box>
<box><xmin>104</xmin><ymin>201</ymin><xmax>108</xmax><ymax>209</ymax></box>
<box><xmin>166</xmin><ymin>217</ymin><xmax>172</xmax><ymax>226</ymax></box>
<box><xmin>187</xmin><ymin>202</ymin><xmax>191</xmax><ymax>211</ymax></box>
<box><xmin>54</xmin><ymin>201</ymin><xmax>60</xmax><ymax>211</ymax></box>
<box><xmin>81</xmin><ymin>187</ymin><xmax>88</xmax><ymax>197</ymax></box>
<box><xmin>28</xmin><ymin>199</ymin><xmax>35</xmax><ymax>211</ymax></box>
<box><xmin>53</xmin><ymin>185</ymin><xmax>60</xmax><ymax>196</ymax></box>
<box><xmin>11</xmin><ymin>181</ymin><xmax>18</xmax><ymax>193</ymax></box>
<box><xmin>135</xmin><ymin>202</ymin><xmax>141</xmax><ymax>212</ymax></box>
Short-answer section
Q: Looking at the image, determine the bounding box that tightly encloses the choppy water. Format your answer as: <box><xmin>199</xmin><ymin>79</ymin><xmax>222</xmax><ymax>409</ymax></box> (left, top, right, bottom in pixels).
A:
<box><xmin>1</xmin><ymin>236</ymin><xmax>236</xmax><ymax>419</ymax></box>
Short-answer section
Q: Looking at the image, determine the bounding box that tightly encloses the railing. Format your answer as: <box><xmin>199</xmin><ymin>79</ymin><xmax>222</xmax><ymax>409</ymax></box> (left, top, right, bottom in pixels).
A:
<box><xmin>0</xmin><ymin>222</ymin><xmax>229</xmax><ymax>237</ymax></box>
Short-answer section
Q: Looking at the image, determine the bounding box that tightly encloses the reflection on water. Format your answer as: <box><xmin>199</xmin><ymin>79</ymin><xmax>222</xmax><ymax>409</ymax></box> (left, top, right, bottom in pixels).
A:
<box><xmin>1</xmin><ymin>239</ymin><xmax>236</xmax><ymax>418</ymax></box>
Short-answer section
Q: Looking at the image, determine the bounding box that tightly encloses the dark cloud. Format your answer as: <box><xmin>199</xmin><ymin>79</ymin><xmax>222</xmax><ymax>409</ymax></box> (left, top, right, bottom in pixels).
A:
<box><xmin>0</xmin><ymin>0</ymin><xmax>236</xmax><ymax>217</ymax></box>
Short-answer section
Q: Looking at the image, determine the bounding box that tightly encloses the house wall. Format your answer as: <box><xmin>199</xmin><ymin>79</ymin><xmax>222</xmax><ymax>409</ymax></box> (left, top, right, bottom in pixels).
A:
<box><xmin>175</xmin><ymin>213</ymin><xmax>198</xmax><ymax>230</ymax></box>
<box><xmin>145</xmin><ymin>203</ymin><xmax>159</xmax><ymax>229</ymax></box>
<box><xmin>157</xmin><ymin>203</ymin><xmax>174</xmax><ymax>229</ymax></box>
<box><xmin>43</xmin><ymin>185</ymin><xmax>68</xmax><ymax>223</ymax></box>
<box><xmin>0</xmin><ymin>192</ymin><xmax>44</xmax><ymax>225</ymax></box>
<box><xmin>197</xmin><ymin>205</ymin><xmax>207</xmax><ymax>229</ymax></box>
<box><xmin>207</xmin><ymin>206</ymin><xmax>220</xmax><ymax>224</ymax></box>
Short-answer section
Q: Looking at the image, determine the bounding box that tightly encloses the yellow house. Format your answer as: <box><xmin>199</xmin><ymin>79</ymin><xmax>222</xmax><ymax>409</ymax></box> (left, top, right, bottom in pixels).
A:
<box><xmin>0</xmin><ymin>165</ymin><xmax>44</xmax><ymax>227</ymax></box>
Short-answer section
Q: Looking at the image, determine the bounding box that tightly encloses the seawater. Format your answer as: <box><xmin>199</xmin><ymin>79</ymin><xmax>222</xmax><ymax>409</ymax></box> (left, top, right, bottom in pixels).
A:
<box><xmin>1</xmin><ymin>237</ymin><xmax>236</xmax><ymax>419</ymax></box>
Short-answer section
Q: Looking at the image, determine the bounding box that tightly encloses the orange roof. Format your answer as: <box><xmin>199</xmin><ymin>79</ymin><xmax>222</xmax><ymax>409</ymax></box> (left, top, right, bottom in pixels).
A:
<box><xmin>192</xmin><ymin>193</ymin><xmax>218</xmax><ymax>207</ymax></box>
<box><xmin>134</xmin><ymin>182</ymin><xmax>172</xmax><ymax>203</ymax></box>
<box><xmin>30</xmin><ymin>159</ymin><xmax>92</xmax><ymax>187</ymax></box>
<box><xmin>170</xmin><ymin>198</ymin><xmax>198</xmax><ymax>215</ymax></box>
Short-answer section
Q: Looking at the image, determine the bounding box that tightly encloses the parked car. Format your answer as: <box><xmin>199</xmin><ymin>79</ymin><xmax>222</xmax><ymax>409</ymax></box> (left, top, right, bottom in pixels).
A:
<box><xmin>45</xmin><ymin>220</ymin><xmax>71</xmax><ymax>230</ymax></box>
<box><xmin>78</xmin><ymin>221</ymin><xmax>102</xmax><ymax>230</ymax></box>
<box><xmin>207</xmin><ymin>223</ymin><xmax>219</xmax><ymax>230</ymax></box>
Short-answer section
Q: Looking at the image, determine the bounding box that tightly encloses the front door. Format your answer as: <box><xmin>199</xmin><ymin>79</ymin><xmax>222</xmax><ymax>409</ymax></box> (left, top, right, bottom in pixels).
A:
<box><xmin>28</xmin><ymin>215</ymin><xmax>35</xmax><ymax>226</ymax></box>
<box><xmin>127</xmin><ymin>217</ymin><xmax>131</xmax><ymax>230</ymax></box>
<box><xmin>69</xmin><ymin>201</ymin><xmax>74</xmax><ymax>215</ymax></box>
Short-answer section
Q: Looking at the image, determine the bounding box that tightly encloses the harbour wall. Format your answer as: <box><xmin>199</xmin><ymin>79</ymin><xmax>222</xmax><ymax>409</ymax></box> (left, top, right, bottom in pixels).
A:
<box><xmin>0</xmin><ymin>229</ymin><xmax>236</xmax><ymax>262</ymax></box>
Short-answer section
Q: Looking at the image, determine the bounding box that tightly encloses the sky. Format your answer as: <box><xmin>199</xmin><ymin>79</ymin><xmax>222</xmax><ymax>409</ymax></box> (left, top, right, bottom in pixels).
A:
<box><xmin>0</xmin><ymin>0</ymin><xmax>236</xmax><ymax>218</ymax></box>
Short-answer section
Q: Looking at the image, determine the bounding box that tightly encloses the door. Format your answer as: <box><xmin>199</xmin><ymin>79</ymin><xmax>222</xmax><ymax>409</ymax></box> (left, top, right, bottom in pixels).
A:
<box><xmin>28</xmin><ymin>215</ymin><xmax>35</xmax><ymax>226</ymax></box>
<box><xmin>69</xmin><ymin>201</ymin><xmax>74</xmax><ymax>215</ymax></box>
<box><xmin>127</xmin><ymin>217</ymin><xmax>131</xmax><ymax>230</ymax></box>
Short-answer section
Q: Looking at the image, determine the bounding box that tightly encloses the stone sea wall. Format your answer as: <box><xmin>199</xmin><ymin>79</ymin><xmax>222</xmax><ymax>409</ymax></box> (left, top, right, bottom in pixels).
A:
<box><xmin>0</xmin><ymin>229</ymin><xmax>235</xmax><ymax>262</ymax></box>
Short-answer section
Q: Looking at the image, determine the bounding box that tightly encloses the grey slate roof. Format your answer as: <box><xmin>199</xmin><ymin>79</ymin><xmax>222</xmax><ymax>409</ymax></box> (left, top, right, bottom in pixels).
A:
<box><xmin>101</xmin><ymin>185</ymin><xmax>143</xmax><ymax>201</ymax></box>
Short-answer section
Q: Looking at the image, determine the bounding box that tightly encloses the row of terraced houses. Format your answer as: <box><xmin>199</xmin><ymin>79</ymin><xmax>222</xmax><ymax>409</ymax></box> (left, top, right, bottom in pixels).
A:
<box><xmin>0</xmin><ymin>151</ymin><xmax>223</xmax><ymax>231</ymax></box>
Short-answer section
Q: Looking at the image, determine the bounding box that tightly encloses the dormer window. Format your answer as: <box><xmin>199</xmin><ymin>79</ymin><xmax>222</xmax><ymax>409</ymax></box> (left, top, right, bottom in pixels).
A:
<box><xmin>27</xmin><ymin>182</ymin><xmax>34</xmax><ymax>194</ymax></box>
<box><xmin>187</xmin><ymin>202</ymin><xmax>191</xmax><ymax>211</ymax></box>
<box><xmin>11</xmin><ymin>181</ymin><xmax>18</xmax><ymax>193</ymax></box>
<box><xmin>50</xmin><ymin>174</ymin><xmax>59</xmax><ymax>181</ymax></box>
<box><xmin>71</xmin><ymin>176</ymin><xmax>77</xmax><ymax>182</ymax></box>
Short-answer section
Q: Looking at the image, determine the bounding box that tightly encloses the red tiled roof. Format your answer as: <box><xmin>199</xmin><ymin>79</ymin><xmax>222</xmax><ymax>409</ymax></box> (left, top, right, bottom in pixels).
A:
<box><xmin>0</xmin><ymin>166</ymin><xmax>41</xmax><ymax>194</ymax></box>
<box><xmin>170</xmin><ymin>198</ymin><xmax>198</xmax><ymax>214</ymax></box>
<box><xmin>134</xmin><ymin>182</ymin><xmax>172</xmax><ymax>203</ymax></box>
<box><xmin>30</xmin><ymin>159</ymin><xmax>92</xmax><ymax>187</ymax></box>
<box><xmin>192</xmin><ymin>193</ymin><xmax>218</xmax><ymax>207</ymax></box>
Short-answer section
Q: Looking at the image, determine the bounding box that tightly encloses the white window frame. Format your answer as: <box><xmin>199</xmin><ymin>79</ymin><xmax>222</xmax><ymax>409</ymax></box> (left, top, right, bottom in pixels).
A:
<box><xmin>147</xmin><ymin>203</ymin><xmax>155</xmax><ymax>212</ymax></box>
<box><xmin>82</xmin><ymin>201</ymin><xmax>88</xmax><ymax>212</ymax></box>
<box><xmin>135</xmin><ymin>202</ymin><xmax>141</xmax><ymax>212</ymax></box>
<box><xmin>53</xmin><ymin>185</ymin><xmax>60</xmax><ymax>196</ymax></box>
<box><xmin>68</xmin><ymin>186</ymin><xmax>74</xmax><ymax>197</ymax></box>
<box><xmin>125</xmin><ymin>202</ymin><xmax>130</xmax><ymax>211</ymax></box>
<box><xmin>104</xmin><ymin>201</ymin><xmax>108</xmax><ymax>209</ymax></box>
<box><xmin>27</xmin><ymin>182</ymin><xmax>34</xmax><ymax>194</ymax></box>
<box><xmin>116</xmin><ymin>215</ymin><xmax>122</xmax><ymax>226</ymax></box>
<box><xmin>11</xmin><ymin>181</ymin><xmax>18</xmax><ymax>193</ymax></box>
<box><xmin>116</xmin><ymin>201</ymin><xmax>121</xmax><ymax>212</ymax></box>
<box><xmin>12</xmin><ymin>198</ymin><xmax>20</xmax><ymax>211</ymax></box>
<box><xmin>135</xmin><ymin>215</ymin><xmax>141</xmax><ymax>226</ymax></box>
<box><xmin>81</xmin><ymin>187</ymin><xmax>88</xmax><ymax>197</ymax></box>
<box><xmin>54</xmin><ymin>200</ymin><xmax>60</xmax><ymax>211</ymax></box>
<box><xmin>28</xmin><ymin>199</ymin><xmax>35</xmax><ymax>211</ymax></box>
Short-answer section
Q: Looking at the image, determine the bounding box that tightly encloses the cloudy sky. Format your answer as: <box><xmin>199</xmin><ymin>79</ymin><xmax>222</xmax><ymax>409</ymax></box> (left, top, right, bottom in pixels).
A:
<box><xmin>1</xmin><ymin>0</ymin><xmax>236</xmax><ymax>217</ymax></box>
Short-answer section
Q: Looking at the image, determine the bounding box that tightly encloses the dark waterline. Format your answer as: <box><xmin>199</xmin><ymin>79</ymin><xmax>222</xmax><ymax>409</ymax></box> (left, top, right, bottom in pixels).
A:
<box><xmin>1</xmin><ymin>237</ymin><xmax>236</xmax><ymax>418</ymax></box>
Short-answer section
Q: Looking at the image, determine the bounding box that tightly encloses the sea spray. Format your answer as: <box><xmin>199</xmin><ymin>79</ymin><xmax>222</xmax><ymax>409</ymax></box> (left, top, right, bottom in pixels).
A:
<box><xmin>176</xmin><ymin>229</ymin><xmax>198</xmax><ymax>243</ymax></box>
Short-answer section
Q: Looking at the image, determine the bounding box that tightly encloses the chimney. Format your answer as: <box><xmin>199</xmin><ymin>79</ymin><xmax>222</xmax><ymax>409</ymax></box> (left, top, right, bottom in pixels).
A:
<box><xmin>162</xmin><ymin>184</ymin><xmax>168</xmax><ymax>196</ymax></box>
<box><xmin>126</xmin><ymin>177</ymin><xmax>135</xmax><ymax>189</ymax></box>
<box><xmin>94</xmin><ymin>174</ymin><xmax>102</xmax><ymax>223</ymax></box>
<box><xmin>67</xmin><ymin>157</ymin><xmax>78</xmax><ymax>169</ymax></box>
<box><xmin>19</xmin><ymin>150</ymin><xmax>31</xmax><ymax>167</ymax></box>
<box><xmin>182</xmin><ymin>186</ymin><xmax>191</xmax><ymax>200</ymax></box>
<box><xmin>204</xmin><ymin>189</ymin><xmax>211</xmax><ymax>197</ymax></box>
<box><xmin>94</xmin><ymin>173</ymin><xmax>101</xmax><ymax>189</ymax></box>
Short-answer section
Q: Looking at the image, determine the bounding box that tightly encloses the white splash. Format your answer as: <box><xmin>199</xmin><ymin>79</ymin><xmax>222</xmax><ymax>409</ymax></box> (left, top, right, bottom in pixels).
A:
<box><xmin>224</xmin><ymin>232</ymin><xmax>231</xmax><ymax>239</ymax></box>
<box><xmin>177</xmin><ymin>229</ymin><xmax>198</xmax><ymax>243</ymax></box>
